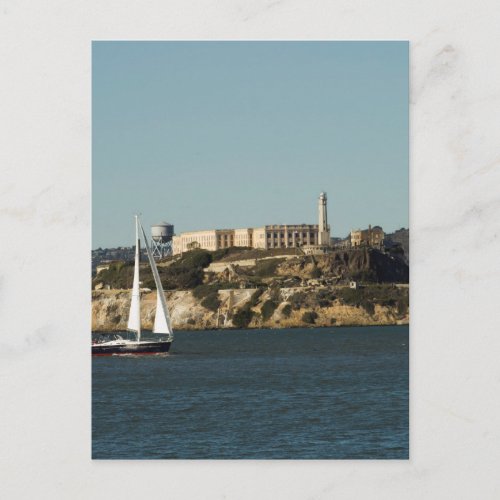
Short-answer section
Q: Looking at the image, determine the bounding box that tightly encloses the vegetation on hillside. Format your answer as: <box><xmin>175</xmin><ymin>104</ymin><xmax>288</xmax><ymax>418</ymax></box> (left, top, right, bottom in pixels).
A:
<box><xmin>94</xmin><ymin>250</ymin><xmax>214</xmax><ymax>291</ymax></box>
<box><xmin>302</xmin><ymin>311</ymin><xmax>318</xmax><ymax>324</ymax></box>
<box><xmin>93</xmin><ymin>246</ymin><xmax>409</xmax><ymax>328</ymax></box>
<box><xmin>261</xmin><ymin>300</ymin><xmax>278</xmax><ymax>320</ymax></box>
<box><xmin>201</xmin><ymin>292</ymin><xmax>221</xmax><ymax>312</ymax></box>
<box><xmin>284</xmin><ymin>284</ymin><xmax>408</xmax><ymax>319</ymax></box>
<box><xmin>336</xmin><ymin>285</ymin><xmax>408</xmax><ymax>317</ymax></box>
<box><xmin>93</xmin><ymin>239</ymin><xmax>410</xmax><ymax>331</ymax></box>
<box><xmin>282</xmin><ymin>304</ymin><xmax>292</xmax><ymax>318</ymax></box>
<box><xmin>232</xmin><ymin>308</ymin><xmax>254</xmax><ymax>329</ymax></box>
<box><xmin>254</xmin><ymin>258</ymin><xmax>285</xmax><ymax>277</ymax></box>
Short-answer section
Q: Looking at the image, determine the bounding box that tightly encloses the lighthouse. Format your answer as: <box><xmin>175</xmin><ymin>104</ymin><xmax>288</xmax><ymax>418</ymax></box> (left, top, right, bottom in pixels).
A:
<box><xmin>318</xmin><ymin>192</ymin><xmax>330</xmax><ymax>246</ymax></box>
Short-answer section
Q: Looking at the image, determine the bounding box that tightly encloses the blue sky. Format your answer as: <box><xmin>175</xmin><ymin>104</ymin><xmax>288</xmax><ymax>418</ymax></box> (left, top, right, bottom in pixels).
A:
<box><xmin>92</xmin><ymin>41</ymin><xmax>408</xmax><ymax>248</ymax></box>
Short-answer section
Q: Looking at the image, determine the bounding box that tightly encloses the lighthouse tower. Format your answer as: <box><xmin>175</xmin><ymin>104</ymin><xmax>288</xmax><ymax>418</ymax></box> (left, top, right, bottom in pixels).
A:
<box><xmin>318</xmin><ymin>192</ymin><xmax>330</xmax><ymax>246</ymax></box>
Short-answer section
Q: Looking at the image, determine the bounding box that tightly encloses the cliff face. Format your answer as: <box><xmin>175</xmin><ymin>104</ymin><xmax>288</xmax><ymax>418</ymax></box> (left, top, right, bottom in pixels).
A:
<box><xmin>277</xmin><ymin>248</ymin><xmax>408</xmax><ymax>283</ymax></box>
<box><xmin>92</xmin><ymin>246</ymin><xmax>409</xmax><ymax>332</ymax></box>
<box><xmin>92</xmin><ymin>287</ymin><xmax>409</xmax><ymax>332</ymax></box>
<box><xmin>92</xmin><ymin>290</ymin><xmax>215</xmax><ymax>331</ymax></box>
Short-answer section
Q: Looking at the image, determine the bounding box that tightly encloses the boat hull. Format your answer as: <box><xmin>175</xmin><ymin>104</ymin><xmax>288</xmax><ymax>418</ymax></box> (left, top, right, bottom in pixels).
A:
<box><xmin>92</xmin><ymin>341</ymin><xmax>171</xmax><ymax>356</ymax></box>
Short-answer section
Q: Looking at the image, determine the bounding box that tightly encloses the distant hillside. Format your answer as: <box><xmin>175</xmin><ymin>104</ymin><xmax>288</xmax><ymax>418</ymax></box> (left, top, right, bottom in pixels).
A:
<box><xmin>384</xmin><ymin>228</ymin><xmax>409</xmax><ymax>264</ymax></box>
<box><xmin>92</xmin><ymin>246</ymin><xmax>146</xmax><ymax>273</ymax></box>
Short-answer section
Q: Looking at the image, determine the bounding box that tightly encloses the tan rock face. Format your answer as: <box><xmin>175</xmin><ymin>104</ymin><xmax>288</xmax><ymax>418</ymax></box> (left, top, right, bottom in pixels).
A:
<box><xmin>92</xmin><ymin>288</ymin><xmax>409</xmax><ymax>332</ymax></box>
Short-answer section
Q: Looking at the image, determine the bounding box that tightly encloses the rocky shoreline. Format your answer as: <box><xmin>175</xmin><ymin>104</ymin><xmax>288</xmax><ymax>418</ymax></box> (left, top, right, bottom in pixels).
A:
<box><xmin>92</xmin><ymin>287</ymin><xmax>409</xmax><ymax>332</ymax></box>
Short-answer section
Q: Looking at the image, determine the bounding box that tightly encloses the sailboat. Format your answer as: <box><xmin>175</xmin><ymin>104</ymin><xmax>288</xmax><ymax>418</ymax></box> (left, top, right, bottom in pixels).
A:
<box><xmin>92</xmin><ymin>215</ymin><xmax>174</xmax><ymax>356</ymax></box>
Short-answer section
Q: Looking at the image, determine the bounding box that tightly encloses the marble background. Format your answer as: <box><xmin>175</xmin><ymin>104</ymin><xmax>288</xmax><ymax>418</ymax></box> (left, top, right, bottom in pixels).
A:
<box><xmin>1</xmin><ymin>1</ymin><xmax>499</xmax><ymax>498</ymax></box>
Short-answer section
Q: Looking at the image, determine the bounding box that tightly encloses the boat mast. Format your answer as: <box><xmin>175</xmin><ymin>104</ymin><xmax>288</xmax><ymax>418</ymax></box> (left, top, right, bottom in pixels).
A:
<box><xmin>134</xmin><ymin>215</ymin><xmax>141</xmax><ymax>342</ymax></box>
<box><xmin>126</xmin><ymin>215</ymin><xmax>142</xmax><ymax>341</ymax></box>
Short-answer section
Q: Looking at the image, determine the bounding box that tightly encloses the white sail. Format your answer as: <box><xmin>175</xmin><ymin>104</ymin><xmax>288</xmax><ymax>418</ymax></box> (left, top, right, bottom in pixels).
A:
<box><xmin>153</xmin><ymin>296</ymin><xmax>170</xmax><ymax>333</ymax></box>
<box><xmin>127</xmin><ymin>215</ymin><xmax>141</xmax><ymax>340</ymax></box>
<box><xmin>140</xmin><ymin>221</ymin><xmax>173</xmax><ymax>338</ymax></box>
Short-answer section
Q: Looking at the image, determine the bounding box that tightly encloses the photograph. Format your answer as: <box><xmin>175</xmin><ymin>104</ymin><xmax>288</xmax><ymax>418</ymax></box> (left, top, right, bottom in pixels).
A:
<box><xmin>91</xmin><ymin>41</ymin><xmax>409</xmax><ymax>459</ymax></box>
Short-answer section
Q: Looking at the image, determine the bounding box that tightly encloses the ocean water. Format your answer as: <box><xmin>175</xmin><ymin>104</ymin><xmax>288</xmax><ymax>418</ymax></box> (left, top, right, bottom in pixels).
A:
<box><xmin>92</xmin><ymin>326</ymin><xmax>408</xmax><ymax>459</ymax></box>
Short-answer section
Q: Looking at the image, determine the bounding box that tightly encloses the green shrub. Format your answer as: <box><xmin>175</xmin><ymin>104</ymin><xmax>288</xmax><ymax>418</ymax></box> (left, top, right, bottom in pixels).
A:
<box><xmin>336</xmin><ymin>284</ymin><xmax>409</xmax><ymax>316</ymax></box>
<box><xmin>290</xmin><ymin>292</ymin><xmax>306</xmax><ymax>310</ymax></box>
<box><xmin>382</xmin><ymin>298</ymin><xmax>397</xmax><ymax>307</ymax></box>
<box><xmin>142</xmin><ymin>278</ymin><xmax>156</xmax><ymax>289</ymax></box>
<box><xmin>351</xmin><ymin>270</ymin><xmax>378</xmax><ymax>282</ymax></box>
<box><xmin>216</xmin><ymin>281</ymin><xmax>240</xmax><ymax>290</ymax></box>
<box><xmin>261</xmin><ymin>300</ymin><xmax>278</xmax><ymax>320</ymax></box>
<box><xmin>246</xmin><ymin>276</ymin><xmax>266</xmax><ymax>288</ymax></box>
<box><xmin>201</xmin><ymin>291</ymin><xmax>220</xmax><ymax>312</ymax></box>
<box><xmin>177</xmin><ymin>249</ymin><xmax>212</xmax><ymax>269</ymax></box>
<box><xmin>397</xmin><ymin>298</ymin><xmax>409</xmax><ymax>316</ymax></box>
<box><xmin>212</xmin><ymin>247</ymin><xmax>252</xmax><ymax>261</ymax></box>
<box><xmin>193</xmin><ymin>283</ymin><xmax>218</xmax><ymax>299</ymax></box>
<box><xmin>173</xmin><ymin>268</ymin><xmax>204</xmax><ymax>289</ymax></box>
<box><xmin>232</xmin><ymin>308</ymin><xmax>254</xmax><ymax>328</ymax></box>
<box><xmin>97</xmin><ymin>261</ymin><xmax>136</xmax><ymax>289</ymax></box>
<box><xmin>269</xmin><ymin>285</ymin><xmax>282</xmax><ymax>302</ymax></box>
<box><xmin>111</xmin><ymin>261</ymin><xmax>125</xmax><ymax>273</ymax></box>
<box><xmin>146</xmin><ymin>261</ymin><xmax>206</xmax><ymax>290</ymax></box>
<box><xmin>282</xmin><ymin>304</ymin><xmax>292</xmax><ymax>318</ymax></box>
<box><xmin>302</xmin><ymin>311</ymin><xmax>318</xmax><ymax>324</ymax></box>
<box><xmin>212</xmin><ymin>248</ymin><xmax>230</xmax><ymax>261</ymax></box>
<box><xmin>337</xmin><ymin>287</ymin><xmax>363</xmax><ymax>306</ymax></box>
<box><xmin>249</xmin><ymin>288</ymin><xmax>264</xmax><ymax>307</ymax></box>
<box><xmin>362</xmin><ymin>301</ymin><xmax>375</xmax><ymax>315</ymax></box>
<box><xmin>317</xmin><ymin>289</ymin><xmax>336</xmax><ymax>303</ymax></box>
<box><xmin>310</xmin><ymin>266</ymin><xmax>322</xmax><ymax>278</ymax></box>
<box><xmin>254</xmin><ymin>259</ymin><xmax>283</xmax><ymax>277</ymax></box>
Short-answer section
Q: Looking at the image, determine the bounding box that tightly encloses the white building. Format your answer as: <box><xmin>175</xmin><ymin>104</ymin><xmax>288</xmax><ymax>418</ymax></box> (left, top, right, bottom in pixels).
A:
<box><xmin>172</xmin><ymin>193</ymin><xmax>331</xmax><ymax>255</ymax></box>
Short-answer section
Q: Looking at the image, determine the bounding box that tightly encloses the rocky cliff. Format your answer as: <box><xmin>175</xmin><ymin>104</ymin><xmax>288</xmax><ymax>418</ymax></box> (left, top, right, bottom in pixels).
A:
<box><xmin>277</xmin><ymin>248</ymin><xmax>409</xmax><ymax>283</ymax></box>
<box><xmin>92</xmin><ymin>286</ymin><xmax>409</xmax><ymax>332</ymax></box>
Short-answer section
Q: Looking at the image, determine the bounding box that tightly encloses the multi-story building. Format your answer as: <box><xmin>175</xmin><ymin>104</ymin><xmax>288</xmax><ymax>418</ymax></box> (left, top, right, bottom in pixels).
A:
<box><xmin>172</xmin><ymin>229</ymin><xmax>233</xmax><ymax>254</ymax></box>
<box><xmin>264</xmin><ymin>224</ymin><xmax>320</xmax><ymax>249</ymax></box>
<box><xmin>350</xmin><ymin>225</ymin><xmax>384</xmax><ymax>248</ymax></box>
<box><xmin>234</xmin><ymin>228</ymin><xmax>254</xmax><ymax>248</ymax></box>
<box><xmin>172</xmin><ymin>193</ymin><xmax>331</xmax><ymax>255</ymax></box>
<box><xmin>172</xmin><ymin>224</ymin><xmax>324</xmax><ymax>255</ymax></box>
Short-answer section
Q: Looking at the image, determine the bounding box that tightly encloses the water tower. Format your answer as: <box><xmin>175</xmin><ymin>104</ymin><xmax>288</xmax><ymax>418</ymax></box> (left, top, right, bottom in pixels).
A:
<box><xmin>151</xmin><ymin>222</ymin><xmax>174</xmax><ymax>259</ymax></box>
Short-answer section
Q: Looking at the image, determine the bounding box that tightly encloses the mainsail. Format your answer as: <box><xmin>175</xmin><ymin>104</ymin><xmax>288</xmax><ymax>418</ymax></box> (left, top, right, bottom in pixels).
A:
<box><xmin>127</xmin><ymin>215</ymin><xmax>142</xmax><ymax>340</ymax></box>
<box><xmin>140</xmin><ymin>221</ymin><xmax>174</xmax><ymax>339</ymax></box>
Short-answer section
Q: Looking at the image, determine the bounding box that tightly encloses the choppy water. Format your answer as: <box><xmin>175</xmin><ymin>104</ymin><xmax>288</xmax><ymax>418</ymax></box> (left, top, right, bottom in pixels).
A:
<box><xmin>92</xmin><ymin>326</ymin><xmax>408</xmax><ymax>459</ymax></box>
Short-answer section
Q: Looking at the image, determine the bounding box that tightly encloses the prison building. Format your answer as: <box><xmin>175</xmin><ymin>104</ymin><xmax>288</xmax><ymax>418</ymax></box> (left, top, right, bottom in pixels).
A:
<box><xmin>172</xmin><ymin>224</ymin><xmax>327</xmax><ymax>255</ymax></box>
<box><xmin>171</xmin><ymin>193</ymin><xmax>331</xmax><ymax>255</ymax></box>
<box><xmin>350</xmin><ymin>225</ymin><xmax>384</xmax><ymax>248</ymax></box>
